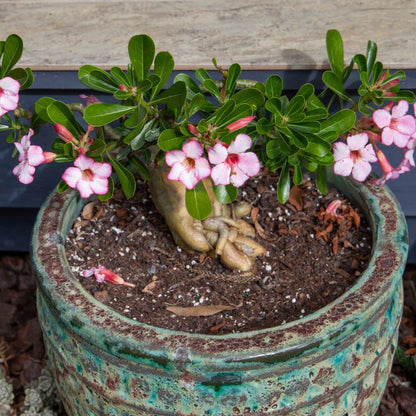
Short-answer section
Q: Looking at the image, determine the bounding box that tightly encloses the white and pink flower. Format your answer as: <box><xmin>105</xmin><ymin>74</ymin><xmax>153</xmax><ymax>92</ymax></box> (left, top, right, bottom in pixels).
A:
<box><xmin>62</xmin><ymin>155</ymin><xmax>112</xmax><ymax>198</ymax></box>
<box><xmin>13</xmin><ymin>129</ymin><xmax>46</xmax><ymax>184</ymax></box>
<box><xmin>165</xmin><ymin>140</ymin><xmax>211</xmax><ymax>190</ymax></box>
<box><xmin>0</xmin><ymin>77</ymin><xmax>20</xmax><ymax>117</ymax></box>
<box><xmin>333</xmin><ymin>133</ymin><xmax>378</xmax><ymax>182</ymax></box>
<box><xmin>208</xmin><ymin>133</ymin><xmax>260</xmax><ymax>187</ymax></box>
<box><xmin>373</xmin><ymin>100</ymin><xmax>416</xmax><ymax>148</ymax></box>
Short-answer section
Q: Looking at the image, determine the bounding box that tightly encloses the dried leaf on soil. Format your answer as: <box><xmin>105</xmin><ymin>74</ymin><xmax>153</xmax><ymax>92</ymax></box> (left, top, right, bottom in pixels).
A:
<box><xmin>288</xmin><ymin>185</ymin><xmax>304</xmax><ymax>211</ymax></box>
<box><xmin>166</xmin><ymin>303</ymin><xmax>242</xmax><ymax>317</ymax></box>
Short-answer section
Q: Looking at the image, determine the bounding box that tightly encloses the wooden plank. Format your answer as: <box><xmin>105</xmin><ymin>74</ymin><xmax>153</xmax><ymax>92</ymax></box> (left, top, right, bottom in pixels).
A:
<box><xmin>0</xmin><ymin>0</ymin><xmax>415</xmax><ymax>70</ymax></box>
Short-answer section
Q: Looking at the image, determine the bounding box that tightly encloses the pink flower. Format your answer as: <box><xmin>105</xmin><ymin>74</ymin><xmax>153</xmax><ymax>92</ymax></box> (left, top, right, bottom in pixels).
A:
<box><xmin>0</xmin><ymin>77</ymin><xmax>20</xmax><ymax>117</ymax></box>
<box><xmin>54</xmin><ymin>123</ymin><xmax>76</xmax><ymax>143</ymax></box>
<box><xmin>82</xmin><ymin>266</ymin><xmax>135</xmax><ymax>288</ymax></box>
<box><xmin>333</xmin><ymin>133</ymin><xmax>377</xmax><ymax>182</ymax></box>
<box><xmin>62</xmin><ymin>155</ymin><xmax>112</xmax><ymax>198</ymax></box>
<box><xmin>165</xmin><ymin>140</ymin><xmax>211</xmax><ymax>190</ymax></box>
<box><xmin>371</xmin><ymin>148</ymin><xmax>404</xmax><ymax>185</ymax></box>
<box><xmin>12</xmin><ymin>129</ymin><xmax>46</xmax><ymax>184</ymax></box>
<box><xmin>79</xmin><ymin>94</ymin><xmax>100</xmax><ymax>106</ymax></box>
<box><xmin>208</xmin><ymin>133</ymin><xmax>261</xmax><ymax>187</ymax></box>
<box><xmin>373</xmin><ymin>100</ymin><xmax>416</xmax><ymax>148</ymax></box>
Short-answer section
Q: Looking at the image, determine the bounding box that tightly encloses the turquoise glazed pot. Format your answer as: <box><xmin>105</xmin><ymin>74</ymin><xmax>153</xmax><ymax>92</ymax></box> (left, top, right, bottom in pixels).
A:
<box><xmin>31</xmin><ymin>175</ymin><xmax>408</xmax><ymax>416</ymax></box>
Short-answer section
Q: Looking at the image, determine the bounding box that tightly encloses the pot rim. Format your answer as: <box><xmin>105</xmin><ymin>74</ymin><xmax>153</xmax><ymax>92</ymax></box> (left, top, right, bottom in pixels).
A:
<box><xmin>31</xmin><ymin>175</ymin><xmax>408</xmax><ymax>360</ymax></box>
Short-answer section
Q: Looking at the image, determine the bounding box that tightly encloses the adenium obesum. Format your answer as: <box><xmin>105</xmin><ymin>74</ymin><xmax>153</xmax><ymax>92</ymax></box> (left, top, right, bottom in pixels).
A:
<box><xmin>0</xmin><ymin>77</ymin><xmax>20</xmax><ymax>117</ymax></box>
<box><xmin>81</xmin><ymin>266</ymin><xmax>135</xmax><ymax>288</ymax></box>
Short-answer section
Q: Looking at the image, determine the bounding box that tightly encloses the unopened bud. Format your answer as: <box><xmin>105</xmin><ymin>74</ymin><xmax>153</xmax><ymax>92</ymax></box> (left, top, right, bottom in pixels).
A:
<box><xmin>54</xmin><ymin>124</ymin><xmax>75</xmax><ymax>143</ymax></box>
<box><xmin>225</xmin><ymin>116</ymin><xmax>255</xmax><ymax>132</ymax></box>
<box><xmin>43</xmin><ymin>152</ymin><xmax>57</xmax><ymax>163</ymax></box>
<box><xmin>188</xmin><ymin>124</ymin><xmax>200</xmax><ymax>137</ymax></box>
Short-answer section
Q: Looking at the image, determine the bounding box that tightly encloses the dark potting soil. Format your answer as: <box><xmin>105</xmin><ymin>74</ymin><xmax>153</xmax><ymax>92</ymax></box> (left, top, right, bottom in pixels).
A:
<box><xmin>65</xmin><ymin>173</ymin><xmax>372</xmax><ymax>334</ymax></box>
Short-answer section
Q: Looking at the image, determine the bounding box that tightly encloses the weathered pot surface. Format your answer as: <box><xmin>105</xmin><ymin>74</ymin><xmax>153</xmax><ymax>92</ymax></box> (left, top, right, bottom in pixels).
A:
<box><xmin>31</xmin><ymin>175</ymin><xmax>408</xmax><ymax>416</ymax></box>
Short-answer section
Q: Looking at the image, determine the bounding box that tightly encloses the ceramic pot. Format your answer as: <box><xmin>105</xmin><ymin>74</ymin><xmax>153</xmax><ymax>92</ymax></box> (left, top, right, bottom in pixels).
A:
<box><xmin>31</xmin><ymin>175</ymin><xmax>408</xmax><ymax>416</ymax></box>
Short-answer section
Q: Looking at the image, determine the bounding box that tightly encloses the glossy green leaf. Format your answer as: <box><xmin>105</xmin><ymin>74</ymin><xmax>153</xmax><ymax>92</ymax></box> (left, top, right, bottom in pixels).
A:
<box><xmin>316</xmin><ymin>165</ymin><xmax>328</xmax><ymax>195</ymax></box>
<box><xmin>296</xmin><ymin>83</ymin><xmax>314</xmax><ymax>100</ymax></box>
<box><xmin>326</xmin><ymin>29</ymin><xmax>344</xmax><ymax>77</ymax></box>
<box><xmin>158</xmin><ymin>129</ymin><xmax>185</xmax><ymax>151</ymax></box>
<box><xmin>6</xmin><ymin>131</ymin><xmax>15</xmax><ymax>143</ymax></box>
<box><xmin>187</xmin><ymin>93</ymin><xmax>208</xmax><ymax>116</ymax></box>
<box><xmin>322</xmin><ymin>71</ymin><xmax>351</xmax><ymax>102</ymax></box>
<box><xmin>0</xmin><ymin>124</ymin><xmax>11</xmax><ymax>131</ymax></box>
<box><xmin>303</xmin><ymin>107</ymin><xmax>328</xmax><ymax>121</ymax></box>
<box><xmin>78</xmin><ymin>65</ymin><xmax>119</xmax><ymax>93</ymax></box>
<box><xmin>319</xmin><ymin>109</ymin><xmax>355</xmax><ymax>137</ymax></box>
<box><xmin>35</xmin><ymin>97</ymin><xmax>55</xmax><ymax>124</ymax></box>
<box><xmin>277</xmin><ymin>160</ymin><xmax>290</xmax><ymax>204</ymax></box>
<box><xmin>203</xmin><ymin>79</ymin><xmax>222</xmax><ymax>102</ymax></box>
<box><xmin>231</xmin><ymin>88</ymin><xmax>265</xmax><ymax>109</ymax></box>
<box><xmin>84</xmin><ymin>103</ymin><xmax>135</xmax><ymax>126</ymax></box>
<box><xmin>265</xmin><ymin>97</ymin><xmax>282</xmax><ymax>115</ymax></box>
<box><xmin>8</xmin><ymin>67</ymin><xmax>33</xmax><ymax>90</ymax></box>
<box><xmin>288</xmin><ymin>129</ymin><xmax>308</xmax><ymax>149</ymax></box>
<box><xmin>0</xmin><ymin>34</ymin><xmax>23</xmax><ymax>77</ymax></box>
<box><xmin>110</xmin><ymin>66</ymin><xmax>131</xmax><ymax>87</ymax></box>
<box><xmin>128</xmin><ymin>34</ymin><xmax>155</xmax><ymax>82</ymax></box>
<box><xmin>285</xmin><ymin>96</ymin><xmax>305</xmax><ymax>116</ymax></box>
<box><xmin>265</xmin><ymin>75</ymin><xmax>283</xmax><ymax>98</ymax></box>
<box><xmin>353</xmin><ymin>54</ymin><xmax>367</xmax><ymax>73</ymax></box>
<box><xmin>150</xmin><ymin>81</ymin><xmax>186</xmax><ymax>109</ymax></box>
<box><xmin>47</xmin><ymin>101</ymin><xmax>84</xmax><ymax>137</ymax></box>
<box><xmin>57</xmin><ymin>180</ymin><xmax>70</xmax><ymax>193</ymax></box>
<box><xmin>293</xmin><ymin>164</ymin><xmax>303</xmax><ymax>185</ymax></box>
<box><xmin>304</xmin><ymin>135</ymin><xmax>331</xmax><ymax>157</ymax></box>
<box><xmin>130</xmin><ymin>120</ymin><xmax>156</xmax><ymax>150</ymax></box>
<box><xmin>210</xmin><ymin>100</ymin><xmax>235</xmax><ymax>127</ymax></box>
<box><xmin>129</xmin><ymin>155</ymin><xmax>151</xmax><ymax>180</ymax></box>
<box><xmin>256</xmin><ymin>117</ymin><xmax>274</xmax><ymax>135</ymax></box>
<box><xmin>372</xmin><ymin>61</ymin><xmax>383</xmax><ymax>83</ymax></box>
<box><xmin>86</xmin><ymin>139</ymin><xmax>106</xmax><ymax>157</ymax></box>
<box><xmin>213</xmin><ymin>184</ymin><xmax>238</xmax><ymax>204</ymax></box>
<box><xmin>174</xmin><ymin>73</ymin><xmax>201</xmax><ymax>97</ymax></box>
<box><xmin>107</xmin><ymin>153</ymin><xmax>136</xmax><ymax>199</ymax></box>
<box><xmin>195</xmin><ymin>68</ymin><xmax>211</xmax><ymax>83</ymax></box>
<box><xmin>97</xmin><ymin>177</ymin><xmax>114</xmax><ymax>201</ymax></box>
<box><xmin>113</xmin><ymin>89</ymin><xmax>132</xmax><ymax>100</ymax></box>
<box><xmin>185</xmin><ymin>181</ymin><xmax>212</xmax><ymax>220</ymax></box>
<box><xmin>225</xmin><ymin>63</ymin><xmax>241</xmax><ymax>99</ymax></box>
<box><xmin>152</xmin><ymin>51</ymin><xmax>175</xmax><ymax>98</ymax></box>
<box><xmin>366</xmin><ymin>40</ymin><xmax>377</xmax><ymax>77</ymax></box>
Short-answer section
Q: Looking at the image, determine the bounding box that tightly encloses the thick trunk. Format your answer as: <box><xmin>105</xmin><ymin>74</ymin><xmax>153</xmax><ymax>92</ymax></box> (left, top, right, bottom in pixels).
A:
<box><xmin>148</xmin><ymin>164</ymin><xmax>266</xmax><ymax>275</ymax></box>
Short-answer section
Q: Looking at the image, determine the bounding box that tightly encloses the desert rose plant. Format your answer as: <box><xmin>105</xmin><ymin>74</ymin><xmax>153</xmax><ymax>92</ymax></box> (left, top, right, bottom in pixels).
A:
<box><xmin>1</xmin><ymin>30</ymin><xmax>416</xmax><ymax>275</ymax></box>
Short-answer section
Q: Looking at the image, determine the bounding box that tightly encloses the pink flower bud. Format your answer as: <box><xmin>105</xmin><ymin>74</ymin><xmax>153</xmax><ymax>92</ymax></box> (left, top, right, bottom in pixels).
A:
<box><xmin>225</xmin><ymin>116</ymin><xmax>255</xmax><ymax>132</ymax></box>
<box><xmin>188</xmin><ymin>124</ymin><xmax>200</xmax><ymax>137</ymax></box>
<box><xmin>54</xmin><ymin>124</ymin><xmax>75</xmax><ymax>143</ymax></box>
<box><xmin>42</xmin><ymin>152</ymin><xmax>57</xmax><ymax>163</ymax></box>
<box><xmin>97</xmin><ymin>267</ymin><xmax>136</xmax><ymax>288</ymax></box>
<box><xmin>118</xmin><ymin>84</ymin><xmax>127</xmax><ymax>91</ymax></box>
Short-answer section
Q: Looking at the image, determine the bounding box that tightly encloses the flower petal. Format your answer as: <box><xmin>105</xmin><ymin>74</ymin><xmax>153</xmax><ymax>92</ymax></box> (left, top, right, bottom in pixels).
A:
<box><xmin>167</xmin><ymin>162</ymin><xmax>185</xmax><ymax>181</ymax></box>
<box><xmin>373</xmin><ymin>109</ymin><xmax>391</xmax><ymax>129</ymax></box>
<box><xmin>27</xmin><ymin>145</ymin><xmax>46</xmax><ymax>166</ymax></box>
<box><xmin>165</xmin><ymin>150</ymin><xmax>185</xmax><ymax>167</ymax></box>
<box><xmin>208</xmin><ymin>143</ymin><xmax>228</xmax><ymax>164</ymax></box>
<box><xmin>332</xmin><ymin>142</ymin><xmax>351</xmax><ymax>162</ymax></box>
<box><xmin>211</xmin><ymin>163</ymin><xmax>231</xmax><ymax>185</ymax></box>
<box><xmin>91</xmin><ymin>161</ymin><xmax>112</xmax><ymax>178</ymax></box>
<box><xmin>352</xmin><ymin>159</ymin><xmax>372</xmax><ymax>182</ymax></box>
<box><xmin>236</xmin><ymin>152</ymin><xmax>261</xmax><ymax>177</ymax></box>
<box><xmin>0</xmin><ymin>77</ymin><xmax>20</xmax><ymax>94</ymax></box>
<box><xmin>89</xmin><ymin>176</ymin><xmax>109</xmax><ymax>195</ymax></box>
<box><xmin>333</xmin><ymin>158</ymin><xmax>353</xmax><ymax>177</ymax></box>
<box><xmin>359</xmin><ymin>144</ymin><xmax>378</xmax><ymax>163</ymax></box>
<box><xmin>76</xmin><ymin>179</ymin><xmax>94</xmax><ymax>198</ymax></box>
<box><xmin>194</xmin><ymin>157</ymin><xmax>211</xmax><ymax>180</ymax></box>
<box><xmin>392</xmin><ymin>130</ymin><xmax>411</xmax><ymax>148</ymax></box>
<box><xmin>347</xmin><ymin>133</ymin><xmax>369</xmax><ymax>151</ymax></box>
<box><xmin>13</xmin><ymin>163</ymin><xmax>35</xmax><ymax>184</ymax></box>
<box><xmin>178</xmin><ymin>169</ymin><xmax>199</xmax><ymax>190</ymax></box>
<box><xmin>74</xmin><ymin>154</ymin><xmax>94</xmax><ymax>170</ymax></box>
<box><xmin>395</xmin><ymin>115</ymin><xmax>416</xmax><ymax>136</ymax></box>
<box><xmin>183</xmin><ymin>140</ymin><xmax>203</xmax><ymax>159</ymax></box>
<box><xmin>62</xmin><ymin>166</ymin><xmax>82</xmax><ymax>188</ymax></box>
<box><xmin>228</xmin><ymin>134</ymin><xmax>252</xmax><ymax>154</ymax></box>
<box><xmin>230</xmin><ymin>166</ymin><xmax>250</xmax><ymax>187</ymax></box>
<box><xmin>391</xmin><ymin>100</ymin><xmax>409</xmax><ymax>118</ymax></box>
<box><xmin>381</xmin><ymin>127</ymin><xmax>394</xmax><ymax>146</ymax></box>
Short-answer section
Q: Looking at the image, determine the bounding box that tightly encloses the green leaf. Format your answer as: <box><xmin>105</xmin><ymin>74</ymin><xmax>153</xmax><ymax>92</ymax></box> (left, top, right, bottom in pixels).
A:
<box><xmin>203</xmin><ymin>79</ymin><xmax>222</xmax><ymax>102</ymax></box>
<box><xmin>195</xmin><ymin>68</ymin><xmax>211</xmax><ymax>83</ymax></box>
<box><xmin>84</xmin><ymin>103</ymin><xmax>135</xmax><ymax>126</ymax></box>
<box><xmin>97</xmin><ymin>176</ymin><xmax>114</xmax><ymax>201</ymax></box>
<box><xmin>326</xmin><ymin>29</ymin><xmax>344</xmax><ymax>77</ymax></box>
<box><xmin>366</xmin><ymin>40</ymin><xmax>378</xmax><ymax>77</ymax></box>
<box><xmin>158</xmin><ymin>129</ymin><xmax>185</xmax><ymax>151</ymax></box>
<box><xmin>0</xmin><ymin>34</ymin><xmax>23</xmax><ymax>77</ymax></box>
<box><xmin>304</xmin><ymin>135</ymin><xmax>331</xmax><ymax>157</ymax></box>
<box><xmin>110</xmin><ymin>66</ymin><xmax>131</xmax><ymax>87</ymax></box>
<box><xmin>296</xmin><ymin>83</ymin><xmax>314</xmax><ymax>100</ymax></box>
<box><xmin>57</xmin><ymin>180</ymin><xmax>70</xmax><ymax>193</ymax></box>
<box><xmin>293</xmin><ymin>164</ymin><xmax>303</xmax><ymax>185</ymax></box>
<box><xmin>303</xmin><ymin>108</ymin><xmax>328</xmax><ymax>121</ymax></box>
<box><xmin>185</xmin><ymin>181</ymin><xmax>212</xmax><ymax>220</ymax></box>
<box><xmin>107</xmin><ymin>153</ymin><xmax>136</xmax><ymax>199</ymax></box>
<box><xmin>174</xmin><ymin>73</ymin><xmax>201</xmax><ymax>96</ymax></box>
<box><xmin>285</xmin><ymin>96</ymin><xmax>305</xmax><ymax>116</ymax></box>
<box><xmin>319</xmin><ymin>109</ymin><xmax>355</xmax><ymax>137</ymax></box>
<box><xmin>150</xmin><ymin>81</ymin><xmax>186</xmax><ymax>109</ymax></box>
<box><xmin>0</xmin><ymin>124</ymin><xmax>11</xmax><ymax>131</ymax></box>
<box><xmin>152</xmin><ymin>51</ymin><xmax>175</xmax><ymax>98</ymax></box>
<box><xmin>231</xmin><ymin>88</ymin><xmax>265</xmax><ymax>109</ymax></box>
<box><xmin>288</xmin><ymin>129</ymin><xmax>308</xmax><ymax>149</ymax></box>
<box><xmin>187</xmin><ymin>93</ymin><xmax>208</xmax><ymax>117</ymax></box>
<box><xmin>225</xmin><ymin>63</ymin><xmax>241</xmax><ymax>99</ymax></box>
<box><xmin>213</xmin><ymin>184</ymin><xmax>238</xmax><ymax>204</ymax></box>
<box><xmin>277</xmin><ymin>161</ymin><xmax>290</xmax><ymax>204</ymax></box>
<box><xmin>128</xmin><ymin>34</ymin><xmax>155</xmax><ymax>82</ymax></box>
<box><xmin>130</xmin><ymin>120</ymin><xmax>156</xmax><ymax>150</ymax></box>
<box><xmin>129</xmin><ymin>155</ymin><xmax>151</xmax><ymax>180</ymax></box>
<box><xmin>256</xmin><ymin>117</ymin><xmax>274</xmax><ymax>135</ymax></box>
<box><xmin>316</xmin><ymin>165</ymin><xmax>328</xmax><ymax>195</ymax></box>
<box><xmin>47</xmin><ymin>101</ymin><xmax>84</xmax><ymax>137</ymax></box>
<box><xmin>35</xmin><ymin>97</ymin><xmax>55</xmax><ymax>124</ymax></box>
<box><xmin>265</xmin><ymin>75</ymin><xmax>283</xmax><ymax>98</ymax></box>
<box><xmin>265</xmin><ymin>97</ymin><xmax>282</xmax><ymax>115</ymax></box>
<box><xmin>322</xmin><ymin>71</ymin><xmax>351</xmax><ymax>102</ymax></box>
<box><xmin>78</xmin><ymin>65</ymin><xmax>119</xmax><ymax>93</ymax></box>
<box><xmin>353</xmin><ymin>54</ymin><xmax>367</xmax><ymax>73</ymax></box>
<box><xmin>8</xmin><ymin>67</ymin><xmax>33</xmax><ymax>90</ymax></box>
<box><xmin>86</xmin><ymin>139</ymin><xmax>106</xmax><ymax>157</ymax></box>
<box><xmin>210</xmin><ymin>100</ymin><xmax>235</xmax><ymax>127</ymax></box>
